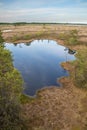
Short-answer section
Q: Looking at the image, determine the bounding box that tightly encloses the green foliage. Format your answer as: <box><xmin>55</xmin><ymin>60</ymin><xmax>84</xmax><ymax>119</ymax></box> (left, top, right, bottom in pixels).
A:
<box><xmin>0</xmin><ymin>47</ymin><xmax>13</xmax><ymax>75</ymax></box>
<box><xmin>68</xmin><ymin>37</ymin><xmax>78</xmax><ymax>45</ymax></box>
<box><xmin>23</xmin><ymin>34</ymin><xmax>31</xmax><ymax>40</ymax></box>
<box><xmin>74</xmin><ymin>48</ymin><xmax>87</xmax><ymax>88</ymax></box>
<box><xmin>58</xmin><ymin>33</ymin><xmax>66</xmax><ymax>40</ymax></box>
<box><xmin>36</xmin><ymin>31</ymin><xmax>43</xmax><ymax>37</ymax></box>
<box><xmin>0</xmin><ymin>30</ymin><xmax>4</xmax><ymax>47</ymax></box>
<box><xmin>0</xmin><ymin>30</ymin><xmax>26</xmax><ymax>130</ymax></box>
<box><xmin>12</xmin><ymin>35</ymin><xmax>19</xmax><ymax>42</ymax></box>
<box><xmin>59</xmin><ymin>29</ymin><xmax>78</xmax><ymax>45</ymax></box>
<box><xmin>20</xmin><ymin>94</ymin><xmax>35</xmax><ymax>104</ymax></box>
<box><xmin>68</xmin><ymin>30</ymin><xmax>78</xmax><ymax>45</ymax></box>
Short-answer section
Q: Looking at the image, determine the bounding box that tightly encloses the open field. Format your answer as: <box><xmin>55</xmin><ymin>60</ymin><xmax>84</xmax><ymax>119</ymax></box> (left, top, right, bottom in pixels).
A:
<box><xmin>1</xmin><ymin>24</ymin><xmax>87</xmax><ymax>43</ymax></box>
<box><xmin>1</xmin><ymin>24</ymin><xmax>87</xmax><ymax>130</ymax></box>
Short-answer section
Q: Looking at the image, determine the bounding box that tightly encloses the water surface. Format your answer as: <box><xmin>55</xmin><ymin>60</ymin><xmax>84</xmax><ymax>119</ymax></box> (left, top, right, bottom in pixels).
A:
<box><xmin>5</xmin><ymin>40</ymin><xmax>75</xmax><ymax>96</ymax></box>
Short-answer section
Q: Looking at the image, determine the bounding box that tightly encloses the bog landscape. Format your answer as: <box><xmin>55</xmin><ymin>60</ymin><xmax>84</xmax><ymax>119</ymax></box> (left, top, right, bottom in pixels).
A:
<box><xmin>0</xmin><ymin>0</ymin><xmax>87</xmax><ymax>130</ymax></box>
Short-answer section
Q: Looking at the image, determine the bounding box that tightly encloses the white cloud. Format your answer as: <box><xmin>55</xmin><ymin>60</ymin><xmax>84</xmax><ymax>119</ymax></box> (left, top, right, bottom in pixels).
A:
<box><xmin>0</xmin><ymin>7</ymin><xmax>87</xmax><ymax>23</ymax></box>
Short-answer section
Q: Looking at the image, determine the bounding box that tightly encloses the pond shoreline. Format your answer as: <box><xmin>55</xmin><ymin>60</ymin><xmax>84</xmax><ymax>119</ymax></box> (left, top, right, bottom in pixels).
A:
<box><xmin>22</xmin><ymin>39</ymin><xmax>87</xmax><ymax>130</ymax></box>
<box><xmin>6</xmin><ymin>39</ymin><xmax>74</xmax><ymax>96</ymax></box>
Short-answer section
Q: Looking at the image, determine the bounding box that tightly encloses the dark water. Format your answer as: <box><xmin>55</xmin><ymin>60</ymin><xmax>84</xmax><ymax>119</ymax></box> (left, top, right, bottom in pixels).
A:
<box><xmin>5</xmin><ymin>40</ymin><xmax>75</xmax><ymax>96</ymax></box>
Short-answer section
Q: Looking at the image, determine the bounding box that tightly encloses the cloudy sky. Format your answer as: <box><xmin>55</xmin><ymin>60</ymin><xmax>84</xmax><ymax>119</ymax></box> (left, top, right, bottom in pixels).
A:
<box><xmin>0</xmin><ymin>0</ymin><xmax>87</xmax><ymax>23</ymax></box>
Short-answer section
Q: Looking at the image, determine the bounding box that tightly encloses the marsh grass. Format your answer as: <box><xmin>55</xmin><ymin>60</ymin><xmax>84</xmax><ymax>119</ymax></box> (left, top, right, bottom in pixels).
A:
<box><xmin>20</xmin><ymin>94</ymin><xmax>35</xmax><ymax>104</ymax></box>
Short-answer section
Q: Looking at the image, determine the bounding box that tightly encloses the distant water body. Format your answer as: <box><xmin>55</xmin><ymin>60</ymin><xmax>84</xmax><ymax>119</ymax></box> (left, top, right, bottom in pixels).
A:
<box><xmin>5</xmin><ymin>40</ymin><xmax>75</xmax><ymax>96</ymax></box>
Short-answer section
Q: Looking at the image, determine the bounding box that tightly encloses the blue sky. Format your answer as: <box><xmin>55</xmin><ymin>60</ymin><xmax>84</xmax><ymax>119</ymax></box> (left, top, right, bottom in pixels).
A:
<box><xmin>0</xmin><ymin>0</ymin><xmax>87</xmax><ymax>23</ymax></box>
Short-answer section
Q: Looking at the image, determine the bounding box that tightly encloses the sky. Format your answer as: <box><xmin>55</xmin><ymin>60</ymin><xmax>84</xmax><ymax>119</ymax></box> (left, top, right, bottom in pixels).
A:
<box><xmin>0</xmin><ymin>0</ymin><xmax>87</xmax><ymax>23</ymax></box>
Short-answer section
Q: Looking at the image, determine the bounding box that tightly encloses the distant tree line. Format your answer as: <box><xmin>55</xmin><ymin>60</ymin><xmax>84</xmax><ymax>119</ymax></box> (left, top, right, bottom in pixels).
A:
<box><xmin>0</xmin><ymin>22</ymin><xmax>87</xmax><ymax>25</ymax></box>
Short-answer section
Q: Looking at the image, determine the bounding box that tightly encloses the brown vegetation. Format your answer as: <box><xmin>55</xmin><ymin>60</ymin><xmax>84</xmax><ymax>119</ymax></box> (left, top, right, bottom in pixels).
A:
<box><xmin>1</xmin><ymin>24</ymin><xmax>87</xmax><ymax>44</ymax></box>
<box><xmin>1</xmin><ymin>24</ymin><xmax>87</xmax><ymax>130</ymax></box>
<box><xmin>23</xmin><ymin>63</ymin><xmax>87</xmax><ymax>130</ymax></box>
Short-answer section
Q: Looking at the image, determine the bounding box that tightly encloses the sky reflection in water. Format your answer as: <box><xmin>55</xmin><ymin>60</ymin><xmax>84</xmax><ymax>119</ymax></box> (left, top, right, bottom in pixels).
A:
<box><xmin>5</xmin><ymin>40</ymin><xmax>75</xmax><ymax>96</ymax></box>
